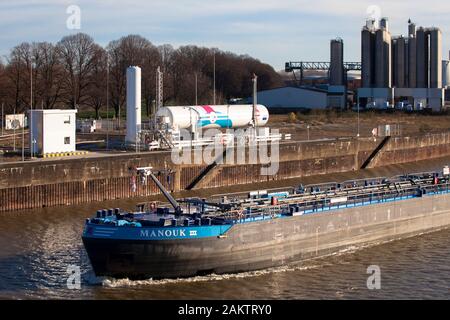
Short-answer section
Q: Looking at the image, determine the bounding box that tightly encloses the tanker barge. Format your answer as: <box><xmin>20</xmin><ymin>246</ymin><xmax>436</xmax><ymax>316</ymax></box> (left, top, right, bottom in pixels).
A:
<box><xmin>82</xmin><ymin>167</ymin><xmax>450</xmax><ymax>279</ymax></box>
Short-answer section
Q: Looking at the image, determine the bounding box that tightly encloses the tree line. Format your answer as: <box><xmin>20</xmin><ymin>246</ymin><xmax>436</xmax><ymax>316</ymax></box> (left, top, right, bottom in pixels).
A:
<box><xmin>0</xmin><ymin>33</ymin><xmax>282</xmax><ymax>119</ymax></box>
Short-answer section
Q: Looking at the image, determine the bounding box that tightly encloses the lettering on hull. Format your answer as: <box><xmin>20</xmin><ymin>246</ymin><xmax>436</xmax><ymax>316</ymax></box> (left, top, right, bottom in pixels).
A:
<box><xmin>140</xmin><ymin>229</ymin><xmax>187</xmax><ymax>238</ymax></box>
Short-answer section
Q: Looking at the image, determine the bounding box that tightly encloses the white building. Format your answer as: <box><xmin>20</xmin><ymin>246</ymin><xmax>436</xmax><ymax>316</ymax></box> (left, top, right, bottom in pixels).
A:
<box><xmin>29</xmin><ymin>109</ymin><xmax>77</xmax><ymax>155</ymax></box>
<box><xmin>249</xmin><ymin>86</ymin><xmax>328</xmax><ymax>111</ymax></box>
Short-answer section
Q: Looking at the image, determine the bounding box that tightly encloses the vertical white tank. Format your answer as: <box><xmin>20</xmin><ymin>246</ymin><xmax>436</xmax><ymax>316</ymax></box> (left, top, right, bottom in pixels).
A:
<box><xmin>126</xmin><ymin>66</ymin><xmax>141</xmax><ymax>144</ymax></box>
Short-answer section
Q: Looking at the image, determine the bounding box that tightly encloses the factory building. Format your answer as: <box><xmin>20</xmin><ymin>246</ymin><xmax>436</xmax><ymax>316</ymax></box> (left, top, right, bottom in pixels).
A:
<box><xmin>358</xmin><ymin>18</ymin><xmax>445</xmax><ymax>111</ymax></box>
<box><xmin>249</xmin><ymin>86</ymin><xmax>328</xmax><ymax>111</ymax></box>
<box><xmin>29</xmin><ymin>109</ymin><xmax>77</xmax><ymax>156</ymax></box>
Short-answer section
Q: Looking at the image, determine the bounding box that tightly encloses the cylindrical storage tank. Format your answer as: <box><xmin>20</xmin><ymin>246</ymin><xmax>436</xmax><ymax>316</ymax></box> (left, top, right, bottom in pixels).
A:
<box><xmin>375</xmin><ymin>28</ymin><xmax>392</xmax><ymax>88</ymax></box>
<box><xmin>361</xmin><ymin>27</ymin><xmax>375</xmax><ymax>88</ymax></box>
<box><xmin>126</xmin><ymin>66</ymin><xmax>142</xmax><ymax>143</ymax></box>
<box><xmin>416</xmin><ymin>28</ymin><xmax>429</xmax><ymax>88</ymax></box>
<box><xmin>404</xmin><ymin>39</ymin><xmax>409</xmax><ymax>86</ymax></box>
<box><xmin>443</xmin><ymin>60</ymin><xmax>450</xmax><ymax>88</ymax></box>
<box><xmin>157</xmin><ymin>106</ymin><xmax>198</xmax><ymax>130</ymax></box>
<box><xmin>375</xmin><ymin>29</ymin><xmax>384</xmax><ymax>87</ymax></box>
<box><xmin>429</xmin><ymin>28</ymin><xmax>442</xmax><ymax>88</ymax></box>
<box><xmin>408</xmin><ymin>36</ymin><xmax>417</xmax><ymax>87</ymax></box>
<box><xmin>393</xmin><ymin>36</ymin><xmax>406</xmax><ymax>88</ymax></box>
<box><xmin>156</xmin><ymin>105</ymin><xmax>269</xmax><ymax>130</ymax></box>
<box><xmin>330</xmin><ymin>38</ymin><xmax>344</xmax><ymax>86</ymax></box>
<box><xmin>392</xmin><ymin>38</ymin><xmax>397</xmax><ymax>87</ymax></box>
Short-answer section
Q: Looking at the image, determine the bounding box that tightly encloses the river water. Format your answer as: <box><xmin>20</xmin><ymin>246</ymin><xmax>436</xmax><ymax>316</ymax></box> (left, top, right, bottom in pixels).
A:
<box><xmin>1</xmin><ymin>159</ymin><xmax>450</xmax><ymax>299</ymax></box>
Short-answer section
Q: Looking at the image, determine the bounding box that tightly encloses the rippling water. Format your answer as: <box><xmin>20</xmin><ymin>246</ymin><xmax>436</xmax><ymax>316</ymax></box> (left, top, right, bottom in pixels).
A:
<box><xmin>1</xmin><ymin>159</ymin><xmax>450</xmax><ymax>299</ymax></box>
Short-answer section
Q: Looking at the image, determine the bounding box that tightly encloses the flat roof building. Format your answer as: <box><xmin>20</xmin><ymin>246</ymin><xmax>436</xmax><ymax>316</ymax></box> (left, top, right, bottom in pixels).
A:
<box><xmin>29</xmin><ymin>109</ymin><xmax>77</xmax><ymax>156</ymax></box>
<box><xmin>248</xmin><ymin>86</ymin><xmax>328</xmax><ymax>111</ymax></box>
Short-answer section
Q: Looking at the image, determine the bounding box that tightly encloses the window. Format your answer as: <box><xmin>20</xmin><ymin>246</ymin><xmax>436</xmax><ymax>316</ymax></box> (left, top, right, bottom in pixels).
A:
<box><xmin>64</xmin><ymin>137</ymin><xmax>70</xmax><ymax>144</ymax></box>
<box><xmin>64</xmin><ymin>116</ymin><xmax>71</xmax><ymax>124</ymax></box>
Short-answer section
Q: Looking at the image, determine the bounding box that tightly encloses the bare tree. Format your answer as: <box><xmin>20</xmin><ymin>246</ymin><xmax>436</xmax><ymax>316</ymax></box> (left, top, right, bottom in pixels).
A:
<box><xmin>86</xmin><ymin>47</ymin><xmax>107</xmax><ymax>119</ymax></box>
<box><xmin>106</xmin><ymin>39</ymin><xmax>125</xmax><ymax>118</ymax></box>
<box><xmin>31</xmin><ymin>42</ymin><xmax>64</xmax><ymax>109</ymax></box>
<box><xmin>0</xmin><ymin>35</ymin><xmax>283</xmax><ymax>115</ymax></box>
<box><xmin>4</xmin><ymin>43</ymin><xmax>33</xmax><ymax>113</ymax></box>
<box><xmin>107</xmin><ymin>35</ymin><xmax>161</xmax><ymax>118</ymax></box>
<box><xmin>57</xmin><ymin>33</ymin><xmax>102</xmax><ymax>109</ymax></box>
<box><xmin>0</xmin><ymin>59</ymin><xmax>8</xmax><ymax>110</ymax></box>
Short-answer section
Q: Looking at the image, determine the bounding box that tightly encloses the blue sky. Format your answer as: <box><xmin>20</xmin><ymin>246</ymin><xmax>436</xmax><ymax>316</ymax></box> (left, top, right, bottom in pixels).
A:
<box><xmin>0</xmin><ymin>0</ymin><xmax>449</xmax><ymax>70</ymax></box>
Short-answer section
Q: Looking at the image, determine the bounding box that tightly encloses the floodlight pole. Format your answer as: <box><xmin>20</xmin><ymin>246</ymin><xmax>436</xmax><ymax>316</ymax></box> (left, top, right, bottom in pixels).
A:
<box><xmin>1</xmin><ymin>102</ymin><xmax>3</xmax><ymax>136</ymax></box>
<box><xmin>106</xmin><ymin>54</ymin><xmax>109</xmax><ymax>150</ymax></box>
<box><xmin>213</xmin><ymin>51</ymin><xmax>216</xmax><ymax>105</ymax></box>
<box><xmin>30</xmin><ymin>61</ymin><xmax>33</xmax><ymax>158</ymax></box>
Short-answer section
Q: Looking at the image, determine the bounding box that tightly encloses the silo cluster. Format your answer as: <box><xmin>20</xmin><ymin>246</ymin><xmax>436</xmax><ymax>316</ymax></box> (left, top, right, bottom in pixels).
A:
<box><xmin>361</xmin><ymin>18</ymin><xmax>443</xmax><ymax>89</ymax></box>
<box><xmin>361</xmin><ymin>18</ymin><xmax>392</xmax><ymax>88</ymax></box>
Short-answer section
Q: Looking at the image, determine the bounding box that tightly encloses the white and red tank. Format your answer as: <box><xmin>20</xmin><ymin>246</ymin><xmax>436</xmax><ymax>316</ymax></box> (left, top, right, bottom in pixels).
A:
<box><xmin>156</xmin><ymin>105</ymin><xmax>269</xmax><ymax>130</ymax></box>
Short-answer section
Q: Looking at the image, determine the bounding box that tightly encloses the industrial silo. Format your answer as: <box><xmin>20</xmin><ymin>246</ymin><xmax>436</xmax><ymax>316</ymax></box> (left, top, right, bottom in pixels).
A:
<box><xmin>428</xmin><ymin>28</ymin><xmax>442</xmax><ymax>88</ymax></box>
<box><xmin>126</xmin><ymin>66</ymin><xmax>142</xmax><ymax>144</ymax></box>
<box><xmin>330</xmin><ymin>38</ymin><xmax>344</xmax><ymax>85</ymax></box>
<box><xmin>443</xmin><ymin>60</ymin><xmax>450</xmax><ymax>88</ymax></box>
<box><xmin>408</xmin><ymin>36</ymin><xmax>417</xmax><ymax>87</ymax></box>
<box><xmin>404</xmin><ymin>39</ymin><xmax>410</xmax><ymax>86</ymax></box>
<box><xmin>361</xmin><ymin>27</ymin><xmax>375</xmax><ymax>87</ymax></box>
<box><xmin>375</xmin><ymin>27</ymin><xmax>392</xmax><ymax>88</ymax></box>
<box><xmin>374</xmin><ymin>28</ymin><xmax>384</xmax><ymax>87</ymax></box>
<box><xmin>393</xmin><ymin>36</ymin><xmax>407</xmax><ymax>88</ymax></box>
<box><xmin>416</xmin><ymin>27</ymin><xmax>429</xmax><ymax>88</ymax></box>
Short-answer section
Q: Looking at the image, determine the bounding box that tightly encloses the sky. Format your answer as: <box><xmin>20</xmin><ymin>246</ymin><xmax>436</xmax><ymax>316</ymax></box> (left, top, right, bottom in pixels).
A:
<box><xmin>0</xmin><ymin>0</ymin><xmax>449</xmax><ymax>71</ymax></box>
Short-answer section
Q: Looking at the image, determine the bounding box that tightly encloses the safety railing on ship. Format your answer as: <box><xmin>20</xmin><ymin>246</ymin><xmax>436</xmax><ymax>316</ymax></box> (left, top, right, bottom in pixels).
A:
<box><xmin>207</xmin><ymin>180</ymin><xmax>450</xmax><ymax>224</ymax></box>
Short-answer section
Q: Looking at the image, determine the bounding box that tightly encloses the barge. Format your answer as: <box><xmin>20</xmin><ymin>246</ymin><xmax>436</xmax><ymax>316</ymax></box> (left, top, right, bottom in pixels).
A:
<box><xmin>82</xmin><ymin>167</ymin><xmax>450</xmax><ymax>279</ymax></box>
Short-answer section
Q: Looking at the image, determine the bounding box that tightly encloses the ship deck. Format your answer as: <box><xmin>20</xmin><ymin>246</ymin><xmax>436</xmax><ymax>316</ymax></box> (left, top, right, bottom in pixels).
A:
<box><xmin>85</xmin><ymin>171</ymin><xmax>450</xmax><ymax>229</ymax></box>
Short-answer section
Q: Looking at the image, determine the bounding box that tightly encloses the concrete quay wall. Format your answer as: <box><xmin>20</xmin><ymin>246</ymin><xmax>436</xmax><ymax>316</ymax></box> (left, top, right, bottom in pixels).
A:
<box><xmin>1</xmin><ymin>133</ymin><xmax>450</xmax><ymax>212</ymax></box>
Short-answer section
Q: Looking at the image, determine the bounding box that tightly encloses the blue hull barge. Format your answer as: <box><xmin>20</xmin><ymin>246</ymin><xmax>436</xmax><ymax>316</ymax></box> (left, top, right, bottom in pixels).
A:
<box><xmin>82</xmin><ymin>167</ymin><xmax>450</xmax><ymax>279</ymax></box>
